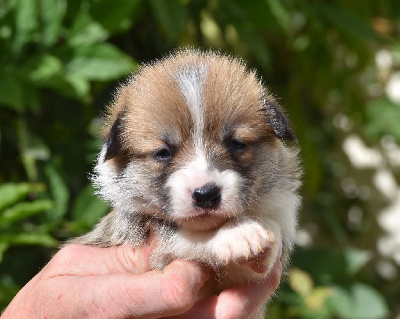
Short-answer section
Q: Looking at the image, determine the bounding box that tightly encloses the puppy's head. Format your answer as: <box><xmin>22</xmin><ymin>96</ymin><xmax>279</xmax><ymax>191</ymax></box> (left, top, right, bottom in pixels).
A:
<box><xmin>93</xmin><ymin>50</ymin><xmax>301</xmax><ymax>231</ymax></box>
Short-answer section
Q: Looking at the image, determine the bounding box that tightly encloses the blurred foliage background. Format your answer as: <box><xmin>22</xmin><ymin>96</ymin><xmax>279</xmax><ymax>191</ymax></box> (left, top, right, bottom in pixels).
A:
<box><xmin>1</xmin><ymin>0</ymin><xmax>400</xmax><ymax>318</ymax></box>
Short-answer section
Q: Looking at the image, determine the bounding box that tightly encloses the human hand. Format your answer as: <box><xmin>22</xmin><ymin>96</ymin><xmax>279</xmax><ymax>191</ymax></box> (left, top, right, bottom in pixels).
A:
<box><xmin>169</xmin><ymin>257</ymin><xmax>282</xmax><ymax>319</ymax></box>
<box><xmin>1</xmin><ymin>238</ymin><xmax>282</xmax><ymax>319</ymax></box>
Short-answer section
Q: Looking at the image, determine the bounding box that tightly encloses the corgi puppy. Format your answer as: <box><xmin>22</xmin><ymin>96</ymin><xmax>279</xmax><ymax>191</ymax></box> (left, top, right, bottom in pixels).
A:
<box><xmin>72</xmin><ymin>49</ymin><xmax>302</xmax><ymax>315</ymax></box>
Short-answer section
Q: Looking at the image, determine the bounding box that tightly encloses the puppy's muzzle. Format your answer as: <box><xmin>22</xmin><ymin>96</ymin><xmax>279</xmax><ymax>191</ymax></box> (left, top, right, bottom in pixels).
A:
<box><xmin>192</xmin><ymin>183</ymin><xmax>221</xmax><ymax>209</ymax></box>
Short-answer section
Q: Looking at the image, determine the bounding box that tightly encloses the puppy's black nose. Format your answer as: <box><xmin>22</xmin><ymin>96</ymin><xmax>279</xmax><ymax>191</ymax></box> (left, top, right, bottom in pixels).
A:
<box><xmin>192</xmin><ymin>183</ymin><xmax>221</xmax><ymax>209</ymax></box>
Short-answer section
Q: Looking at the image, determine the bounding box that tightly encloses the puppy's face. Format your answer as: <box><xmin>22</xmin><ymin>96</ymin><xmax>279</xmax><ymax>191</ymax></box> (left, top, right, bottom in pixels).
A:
<box><xmin>94</xmin><ymin>51</ymin><xmax>297</xmax><ymax>231</ymax></box>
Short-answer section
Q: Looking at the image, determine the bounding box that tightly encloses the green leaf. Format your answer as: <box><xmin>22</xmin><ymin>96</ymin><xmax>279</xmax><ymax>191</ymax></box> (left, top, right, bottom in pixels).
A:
<box><xmin>63</xmin><ymin>74</ymin><xmax>91</xmax><ymax>98</ymax></box>
<box><xmin>344</xmin><ymin>248</ymin><xmax>372</xmax><ymax>276</ymax></box>
<box><xmin>264</xmin><ymin>0</ymin><xmax>290</xmax><ymax>31</ymax></box>
<box><xmin>228</xmin><ymin>0</ymin><xmax>280</xmax><ymax>30</ymax></box>
<box><xmin>90</xmin><ymin>0</ymin><xmax>142</xmax><ymax>33</ymax></box>
<box><xmin>0</xmin><ymin>275</ymin><xmax>21</xmax><ymax>308</ymax></box>
<box><xmin>12</xmin><ymin>0</ymin><xmax>38</xmax><ymax>54</ymax></box>
<box><xmin>69</xmin><ymin>21</ymin><xmax>108</xmax><ymax>47</ymax></box>
<box><xmin>66</xmin><ymin>43</ymin><xmax>136</xmax><ymax>81</ymax></box>
<box><xmin>291</xmin><ymin>248</ymin><xmax>372</xmax><ymax>284</ymax></box>
<box><xmin>318</xmin><ymin>4</ymin><xmax>379</xmax><ymax>42</ymax></box>
<box><xmin>0</xmin><ymin>233</ymin><xmax>57</xmax><ymax>247</ymax></box>
<box><xmin>16</xmin><ymin>119</ymin><xmax>50</xmax><ymax>180</ymax></box>
<box><xmin>44</xmin><ymin>164</ymin><xmax>70</xmax><ymax>222</ymax></box>
<box><xmin>44</xmin><ymin>71</ymin><xmax>90</xmax><ymax>98</ymax></box>
<box><xmin>305</xmin><ymin>287</ymin><xmax>334</xmax><ymax>314</ymax></box>
<box><xmin>200</xmin><ymin>11</ymin><xmax>224</xmax><ymax>47</ymax></box>
<box><xmin>289</xmin><ymin>268</ymin><xmax>314</xmax><ymax>297</ymax></box>
<box><xmin>0</xmin><ymin>243</ymin><xmax>9</xmax><ymax>264</ymax></box>
<box><xmin>328</xmin><ymin>283</ymin><xmax>389</xmax><ymax>319</ymax></box>
<box><xmin>71</xmin><ymin>184</ymin><xmax>109</xmax><ymax>229</ymax></box>
<box><xmin>0</xmin><ymin>200</ymin><xmax>53</xmax><ymax>228</ymax></box>
<box><xmin>235</xmin><ymin>24</ymin><xmax>271</xmax><ymax>69</ymax></box>
<box><xmin>23</xmin><ymin>54</ymin><xmax>63</xmax><ymax>83</ymax></box>
<box><xmin>150</xmin><ymin>0</ymin><xmax>187</xmax><ymax>42</ymax></box>
<box><xmin>0</xmin><ymin>68</ymin><xmax>25</xmax><ymax>111</ymax></box>
<box><xmin>0</xmin><ymin>67</ymin><xmax>40</xmax><ymax>111</ymax></box>
<box><xmin>38</xmin><ymin>0</ymin><xmax>67</xmax><ymax>47</ymax></box>
<box><xmin>67</xmin><ymin>6</ymin><xmax>109</xmax><ymax>47</ymax></box>
<box><xmin>0</xmin><ymin>183</ymin><xmax>31</xmax><ymax>211</ymax></box>
<box><xmin>365</xmin><ymin>98</ymin><xmax>400</xmax><ymax>143</ymax></box>
<box><xmin>219</xmin><ymin>0</ymin><xmax>271</xmax><ymax>69</ymax></box>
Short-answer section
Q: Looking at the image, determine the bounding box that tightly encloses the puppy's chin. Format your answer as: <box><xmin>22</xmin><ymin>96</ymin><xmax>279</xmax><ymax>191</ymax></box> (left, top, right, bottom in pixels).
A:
<box><xmin>174</xmin><ymin>212</ymin><xmax>232</xmax><ymax>231</ymax></box>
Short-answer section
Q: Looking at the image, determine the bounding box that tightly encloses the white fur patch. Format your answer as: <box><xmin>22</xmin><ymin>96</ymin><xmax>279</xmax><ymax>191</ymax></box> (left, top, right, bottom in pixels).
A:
<box><xmin>158</xmin><ymin>216</ymin><xmax>281</xmax><ymax>278</ymax></box>
<box><xmin>174</xmin><ymin>64</ymin><xmax>207</xmax><ymax>148</ymax></box>
<box><xmin>92</xmin><ymin>145</ymin><xmax>121</xmax><ymax>205</ymax></box>
<box><xmin>166</xmin><ymin>154</ymin><xmax>244</xmax><ymax>219</ymax></box>
<box><xmin>92</xmin><ymin>146</ymin><xmax>157</xmax><ymax>214</ymax></box>
<box><xmin>257</xmin><ymin>189</ymin><xmax>301</xmax><ymax>253</ymax></box>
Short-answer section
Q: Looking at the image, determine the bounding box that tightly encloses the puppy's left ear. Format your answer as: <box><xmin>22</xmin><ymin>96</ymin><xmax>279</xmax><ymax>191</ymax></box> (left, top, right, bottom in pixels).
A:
<box><xmin>264</xmin><ymin>99</ymin><xmax>297</xmax><ymax>141</ymax></box>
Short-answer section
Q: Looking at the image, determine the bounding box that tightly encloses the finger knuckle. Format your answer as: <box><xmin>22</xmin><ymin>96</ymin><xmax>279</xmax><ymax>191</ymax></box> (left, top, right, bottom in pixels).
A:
<box><xmin>160</xmin><ymin>273</ymin><xmax>195</xmax><ymax>311</ymax></box>
<box><xmin>53</xmin><ymin>244</ymin><xmax>80</xmax><ymax>264</ymax></box>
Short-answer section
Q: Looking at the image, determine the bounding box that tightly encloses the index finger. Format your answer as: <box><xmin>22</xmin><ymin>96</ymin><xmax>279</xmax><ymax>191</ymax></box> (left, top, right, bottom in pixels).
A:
<box><xmin>170</xmin><ymin>259</ymin><xmax>283</xmax><ymax>319</ymax></box>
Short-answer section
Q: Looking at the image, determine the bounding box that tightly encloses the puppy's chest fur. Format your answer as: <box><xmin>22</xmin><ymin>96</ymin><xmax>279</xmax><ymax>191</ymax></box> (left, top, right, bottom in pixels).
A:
<box><xmin>71</xmin><ymin>50</ymin><xmax>302</xmax><ymax>306</ymax></box>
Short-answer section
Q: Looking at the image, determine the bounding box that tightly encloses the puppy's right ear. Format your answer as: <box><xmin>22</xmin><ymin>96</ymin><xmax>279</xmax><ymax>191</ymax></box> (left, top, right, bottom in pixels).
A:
<box><xmin>104</xmin><ymin>113</ymin><xmax>125</xmax><ymax>162</ymax></box>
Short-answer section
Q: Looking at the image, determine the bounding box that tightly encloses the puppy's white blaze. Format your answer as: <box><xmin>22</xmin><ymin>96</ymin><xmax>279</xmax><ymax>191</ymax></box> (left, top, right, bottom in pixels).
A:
<box><xmin>174</xmin><ymin>64</ymin><xmax>207</xmax><ymax>147</ymax></box>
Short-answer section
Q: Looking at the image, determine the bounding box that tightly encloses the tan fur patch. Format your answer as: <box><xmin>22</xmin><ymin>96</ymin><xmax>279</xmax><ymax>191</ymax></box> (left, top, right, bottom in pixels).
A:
<box><xmin>105</xmin><ymin>62</ymin><xmax>193</xmax><ymax>159</ymax></box>
<box><xmin>104</xmin><ymin>51</ymin><xmax>278</xmax><ymax>167</ymax></box>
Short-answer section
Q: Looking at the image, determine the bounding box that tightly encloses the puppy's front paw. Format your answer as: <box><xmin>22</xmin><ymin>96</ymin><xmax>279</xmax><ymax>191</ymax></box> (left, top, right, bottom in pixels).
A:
<box><xmin>211</xmin><ymin>219</ymin><xmax>279</xmax><ymax>266</ymax></box>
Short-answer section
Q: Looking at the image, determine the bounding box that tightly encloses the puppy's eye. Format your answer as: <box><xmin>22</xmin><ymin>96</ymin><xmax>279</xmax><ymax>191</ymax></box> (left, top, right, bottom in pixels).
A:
<box><xmin>226</xmin><ymin>139</ymin><xmax>246</xmax><ymax>154</ymax></box>
<box><xmin>154</xmin><ymin>148</ymin><xmax>172</xmax><ymax>161</ymax></box>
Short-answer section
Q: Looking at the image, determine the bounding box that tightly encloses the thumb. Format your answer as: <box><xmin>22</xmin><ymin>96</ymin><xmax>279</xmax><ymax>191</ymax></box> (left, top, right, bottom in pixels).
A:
<box><xmin>89</xmin><ymin>260</ymin><xmax>211</xmax><ymax>318</ymax></box>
